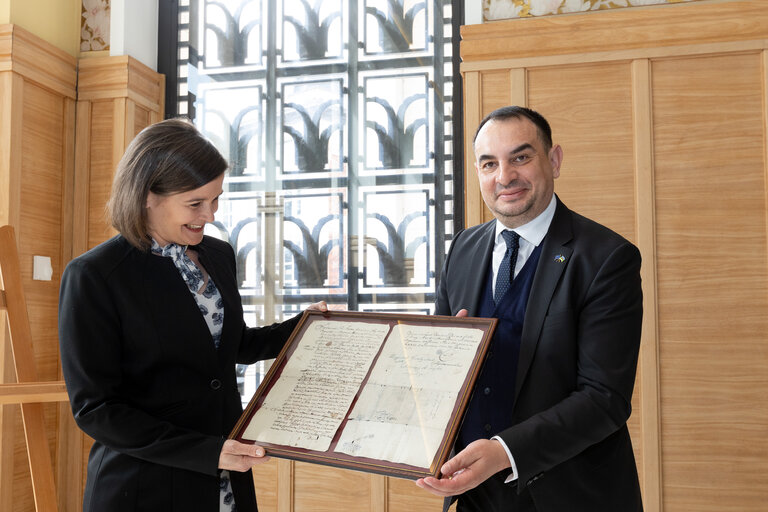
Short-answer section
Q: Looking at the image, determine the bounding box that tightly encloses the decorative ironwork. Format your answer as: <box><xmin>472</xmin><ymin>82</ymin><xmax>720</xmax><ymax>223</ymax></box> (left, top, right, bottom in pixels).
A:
<box><xmin>179</xmin><ymin>0</ymin><xmax>454</xmax><ymax>321</ymax></box>
<box><xmin>365</xmin><ymin>211</ymin><xmax>427</xmax><ymax>286</ymax></box>
<box><xmin>283</xmin><ymin>214</ymin><xmax>342</xmax><ymax>286</ymax></box>
<box><xmin>366</xmin><ymin>93</ymin><xmax>427</xmax><ymax>169</ymax></box>
<box><xmin>281</xmin><ymin>79</ymin><xmax>345</xmax><ymax>173</ymax></box>
<box><xmin>205</xmin><ymin>1</ymin><xmax>262</xmax><ymax>67</ymax></box>
<box><xmin>283</xmin><ymin>0</ymin><xmax>343</xmax><ymax>60</ymax></box>
<box><xmin>365</xmin><ymin>0</ymin><xmax>427</xmax><ymax>53</ymax></box>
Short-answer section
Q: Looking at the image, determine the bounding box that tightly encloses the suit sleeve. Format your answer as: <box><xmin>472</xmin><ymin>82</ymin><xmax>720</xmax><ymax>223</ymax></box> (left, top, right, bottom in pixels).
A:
<box><xmin>236</xmin><ymin>314</ymin><xmax>302</xmax><ymax>363</ymax></box>
<box><xmin>434</xmin><ymin>228</ymin><xmax>466</xmax><ymax>316</ymax></box>
<box><xmin>208</xmin><ymin>239</ymin><xmax>303</xmax><ymax>364</ymax></box>
<box><xmin>59</xmin><ymin>258</ymin><xmax>224</xmax><ymax>476</ymax></box>
<box><xmin>499</xmin><ymin>241</ymin><xmax>643</xmax><ymax>490</ymax></box>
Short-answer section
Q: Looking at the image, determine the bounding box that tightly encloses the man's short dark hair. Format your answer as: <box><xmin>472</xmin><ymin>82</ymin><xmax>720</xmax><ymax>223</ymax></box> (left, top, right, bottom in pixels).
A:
<box><xmin>473</xmin><ymin>106</ymin><xmax>553</xmax><ymax>151</ymax></box>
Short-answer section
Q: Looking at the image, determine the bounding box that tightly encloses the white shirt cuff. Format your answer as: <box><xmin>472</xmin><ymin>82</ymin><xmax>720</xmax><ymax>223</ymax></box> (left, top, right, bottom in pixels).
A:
<box><xmin>491</xmin><ymin>435</ymin><xmax>518</xmax><ymax>484</ymax></box>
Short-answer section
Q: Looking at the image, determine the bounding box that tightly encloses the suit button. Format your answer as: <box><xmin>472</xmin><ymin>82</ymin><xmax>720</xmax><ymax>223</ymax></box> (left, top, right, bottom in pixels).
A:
<box><xmin>484</xmin><ymin>387</ymin><xmax>491</xmax><ymax>395</ymax></box>
<box><xmin>484</xmin><ymin>424</ymin><xmax>492</xmax><ymax>432</ymax></box>
<box><xmin>210</xmin><ymin>379</ymin><xmax>222</xmax><ymax>390</ymax></box>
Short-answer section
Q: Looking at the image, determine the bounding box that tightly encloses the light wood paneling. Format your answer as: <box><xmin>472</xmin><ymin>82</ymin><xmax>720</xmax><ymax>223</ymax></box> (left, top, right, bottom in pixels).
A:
<box><xmin>0</xmin><ymin>23</ymin><xmax>77</xmax><ymax>512</ymax></box>
<box><xmin>462</xmin><ymin>71</ymin><xmax>483</xmax><ymax>227</ymax></box>
<box><xmin>528</xmin><ymin>62</ymin><xmax>636</xmax><ymax>239</ymax></box>
<box><xmin>653</xmin><ymin>52</ymin><xmax>768</xmax><ymax>511</ymax></box>
<box><xmin>461</xmin><ymin>0</ymin><xmax>768</xmax><ymax>63</ymax></box>
<box><xmin>77</xmin><ymin>55</ymin><xmax>164</xmax><ymax>113</ymax></box>
<box><xmin>75</xmin><ymin>56</ymin><xmax>165</xmax><ymax>252</ymax></box>
<box><xmin>387</xmin><ymin>475</ymin><xmax>444</xmax><ymax>511</ymax></box>
<box><xmin>252</xmin><ymin>459</ymin><xmax>280</xmax><ymax>512</ymax></box>
<box><xmin>0</xmin><ymin>25</ymin><xmax>76</xmax><ymax>99</ymax></box>
<box><xmin>480</xmin><ymin>70</ymin><xmax>513</xmax><ymax>118</ymax></box>
<box><xmin>293</xmin><ymin>462</ymin><xmax>371</xmax><ymax>511</ymax></box>
<box><xmin>632</xmin><ymin>57</ymin><xmax>663</xmax><ymax>511</ymax></box>
<box><xmin>460</xmin><ymin>1</ymin><xmax>768</xmax><ymax>511</ymax></box>
<box><xmin>86</xmin><ymin>100</ymin><xmax>116</xmax><ymax>249</ymax></box>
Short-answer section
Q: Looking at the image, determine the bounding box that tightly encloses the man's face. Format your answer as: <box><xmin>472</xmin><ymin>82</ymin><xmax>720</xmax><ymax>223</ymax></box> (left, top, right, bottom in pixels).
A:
<box><xmin>474</xmin><ymin>117</ymin><xmax>562</xmax><ymax>228</ymax></box>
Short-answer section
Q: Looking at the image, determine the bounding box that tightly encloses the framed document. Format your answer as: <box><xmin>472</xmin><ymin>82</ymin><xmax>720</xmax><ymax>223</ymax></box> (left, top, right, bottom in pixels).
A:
<box><xmin>229</xmin><ymin>310</ymin><xmax>496</xmax><ymax>480</ymax></box>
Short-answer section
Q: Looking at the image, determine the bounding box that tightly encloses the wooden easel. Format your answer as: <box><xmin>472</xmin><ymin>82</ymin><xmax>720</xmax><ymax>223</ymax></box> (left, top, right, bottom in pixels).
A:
<box><xmin>0</xmin><ymin>225</ymin><xmax>68</xmax><ymax>511</ymax></box>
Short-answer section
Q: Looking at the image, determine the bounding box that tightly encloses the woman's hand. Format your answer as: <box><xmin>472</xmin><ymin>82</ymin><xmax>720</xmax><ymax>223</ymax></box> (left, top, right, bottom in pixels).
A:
<box><xmin>306</xmin><ymin>300</ymin><xmax>329</xmax><ymax>312</ymax></box>
<box><xmin>218</xmin><ymin>439</ymin><xmax>270</xmax><ymax>472</ymax></box>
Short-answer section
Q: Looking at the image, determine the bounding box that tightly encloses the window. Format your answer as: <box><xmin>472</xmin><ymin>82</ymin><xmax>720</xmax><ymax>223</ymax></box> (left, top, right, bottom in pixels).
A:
<box><xmin>160</xmin><ymin>0</ymin><xmax>463</xmax><ymax>401</ymax></box>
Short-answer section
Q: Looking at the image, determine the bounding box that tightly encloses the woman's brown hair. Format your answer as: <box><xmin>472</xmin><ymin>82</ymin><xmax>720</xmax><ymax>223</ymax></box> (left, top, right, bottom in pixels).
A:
<box><xmin>107</xmin><ymin>118</ymin><xmax>228</xmax><ymax>250</ymax></box>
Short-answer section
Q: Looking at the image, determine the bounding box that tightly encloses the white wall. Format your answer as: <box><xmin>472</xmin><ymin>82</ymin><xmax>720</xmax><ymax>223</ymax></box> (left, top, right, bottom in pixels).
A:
<box><xmin>110</xmin><ymin>0</ymin><xmax>158</xmax><ymax>70</ymax></box>
<box><xmin>465</xmin><ymin>0</ymin><xmax>483</xmax><ymax>25</ymax></box>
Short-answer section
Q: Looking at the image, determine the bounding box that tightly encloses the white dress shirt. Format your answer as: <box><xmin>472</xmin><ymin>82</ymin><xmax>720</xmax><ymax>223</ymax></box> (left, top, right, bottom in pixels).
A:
<box><xmin>488</xmin><ymin>194</ymin><xmax>557</xmax><ymax>483</ymax></box>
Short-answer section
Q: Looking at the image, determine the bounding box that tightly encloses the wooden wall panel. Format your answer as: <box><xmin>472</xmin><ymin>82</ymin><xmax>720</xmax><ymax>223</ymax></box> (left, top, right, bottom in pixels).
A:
<box><xmin>527</xmin><ymin>62</ymin><xmax>636</xmax><ymax>239</ymax></box>
<box><xmin>480</xmin><ymin>70</ymin><xmax>512</xmax><ymax>121</ymax></box>
<box><xmin>387</xmin><ymin>475</ymin><xmax>443</xmax><ymax>511</ymax></box>
<box><xmin>19</xmin><ymin>82</ymin><xmax>64</xmax><ymax>382</ymax></box>
<box><xmin>76</xmin><ymin>55</ymin><xmax>164</xmax><ymax>253</ymax></box>
<box><xmin>0</xmin><ymin>24</ymin><xmax>76</xmax><ymax>512</ymax></box>
<box><xmin>16</xmin><ymin>87</ymin><xmax>63</xmax><ymax>491</ymax></box>
<box><xmin>251</xmin><ymin>459</ymin><xmax>279</xmax><ymax>511</ymax></box>
<box><xmin>293</xmin><ymin>463</ymin><xmax>371</xmax><ymax>511</ymax></box>
<box><xmin>653</xmin><ymin>52</ymin><xmax>768</xmax><ymax>511</ymax></box>
<box><xmin>86</xmin><ymin>100</ymin><xmax>116</xmax><ymax>250</ymax></box>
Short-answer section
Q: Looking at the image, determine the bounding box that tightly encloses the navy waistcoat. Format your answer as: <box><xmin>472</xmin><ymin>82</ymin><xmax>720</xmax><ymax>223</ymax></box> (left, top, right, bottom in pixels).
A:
<box><xmin>457</xmin><ymin>243</ymin><xmax>542</xmax><ymax>450</ymax></box>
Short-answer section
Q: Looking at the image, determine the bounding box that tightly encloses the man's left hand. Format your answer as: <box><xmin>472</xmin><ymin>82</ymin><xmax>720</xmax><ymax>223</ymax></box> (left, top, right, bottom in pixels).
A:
<box><xmin>415</xmin><ymin>439</ymin><xmax>511</xmax><ymax>497</ymax></box>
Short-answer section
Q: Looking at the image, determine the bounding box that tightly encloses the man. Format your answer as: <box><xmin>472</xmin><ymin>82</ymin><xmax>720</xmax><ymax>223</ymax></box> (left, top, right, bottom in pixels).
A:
<box><xmin>416</xmin><ymin>106</ymin><xmax>643</xmax><ymax>511</ymax></box>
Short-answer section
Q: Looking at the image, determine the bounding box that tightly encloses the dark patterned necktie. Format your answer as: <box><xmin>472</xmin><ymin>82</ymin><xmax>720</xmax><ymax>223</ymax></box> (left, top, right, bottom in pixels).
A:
<box><xmin>494</xmin><ymin>230</ymin><xmax>520</xmax><ymax>304</ymax></box>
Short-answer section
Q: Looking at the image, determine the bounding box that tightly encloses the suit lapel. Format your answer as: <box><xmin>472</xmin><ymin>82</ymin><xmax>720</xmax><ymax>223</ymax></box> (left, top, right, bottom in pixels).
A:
<box><xmin>464</xmin><ymin>222</ymin><xmax>496</xmax><ymax>316</ymax></box>
<box><xmin>142</xmin><ymin>249</ymin><xmax>219</xmax><ymax>361</ymax></box>
<box><xmin>515</xmin><ymin>199</ymin><xmax>573</xmax><ymax>400</ymax></box>
<box><xmin>196</xmin><ymin>241</ymin><xmax>238</xmax><ymax>360</ymax></box>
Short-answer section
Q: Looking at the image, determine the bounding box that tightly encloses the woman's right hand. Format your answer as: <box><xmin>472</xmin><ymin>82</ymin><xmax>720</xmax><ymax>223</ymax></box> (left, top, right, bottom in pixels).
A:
<box><xmin>218</xmin><ymin>439</ymin><xmax>270</xmax><ymax>472</ymax></box>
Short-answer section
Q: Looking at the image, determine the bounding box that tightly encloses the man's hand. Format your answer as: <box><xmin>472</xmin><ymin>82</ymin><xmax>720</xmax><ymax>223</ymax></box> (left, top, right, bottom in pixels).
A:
<box><xmin>415</xmin><ymin>439</ymin><xmax>510</xmax><ymax>497</ymax></box>
<box><xmin>218</xmin><ymin>439</ymin><xmax>270</xmax><ymax>472</ymax></box>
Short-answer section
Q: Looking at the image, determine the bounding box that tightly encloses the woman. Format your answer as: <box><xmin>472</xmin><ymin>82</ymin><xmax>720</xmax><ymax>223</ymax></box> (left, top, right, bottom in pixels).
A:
<box><xmin>59</xmin><ymin>118</ymin><xmax>325</xmax><ymax>512</ymax></box>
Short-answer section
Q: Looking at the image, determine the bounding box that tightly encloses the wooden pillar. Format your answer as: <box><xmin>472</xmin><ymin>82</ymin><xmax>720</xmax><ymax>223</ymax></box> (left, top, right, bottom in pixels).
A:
<box><xmin>0</xmin><ymin>23</ymin><xmax>77</xmax><ymax>512</ymax></box>
<box><xmin>74</xmin><ymin>55</ymin><xmax>165</xmax><ymax>254</ymax></box>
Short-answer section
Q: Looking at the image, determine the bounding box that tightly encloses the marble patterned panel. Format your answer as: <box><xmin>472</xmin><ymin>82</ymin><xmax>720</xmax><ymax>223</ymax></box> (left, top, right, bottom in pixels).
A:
<box><xmin>81</xmin><ymin>0</ymin><xmax>110</xmax><ymax>51</ymax></box>
<box><xmin>485</xmin><ymin>0</ymin><xmax>702</xmax><ymax>21</ymax></box>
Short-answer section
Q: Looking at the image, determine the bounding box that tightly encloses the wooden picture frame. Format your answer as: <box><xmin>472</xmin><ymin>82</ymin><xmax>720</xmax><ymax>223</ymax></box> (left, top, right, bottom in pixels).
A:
<box><xmin>229</xmin><ymin>310</ymin><xmax>496</xmax><ymax>479</ymax></box>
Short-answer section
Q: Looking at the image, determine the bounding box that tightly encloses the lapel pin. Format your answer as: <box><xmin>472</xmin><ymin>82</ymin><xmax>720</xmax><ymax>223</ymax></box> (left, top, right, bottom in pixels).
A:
<box><xmin>554</xmin><ymin>255</ymin><xmax>566</xmax><ymax>263</ymax></box>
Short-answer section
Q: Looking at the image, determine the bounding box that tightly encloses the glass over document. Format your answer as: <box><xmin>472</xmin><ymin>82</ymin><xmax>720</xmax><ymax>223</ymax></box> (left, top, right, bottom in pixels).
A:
<box><xmin>230</xmin><ymin>311</ymin><xmax>496</xmax><ymax>479</ymax></box>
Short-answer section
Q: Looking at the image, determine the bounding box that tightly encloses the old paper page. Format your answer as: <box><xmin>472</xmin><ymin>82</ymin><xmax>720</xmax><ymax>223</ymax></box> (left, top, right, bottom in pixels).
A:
<box><xmin>241</xmin><ymin>320</ymin><xmax>390</xmax><ymax>451</ymax></box>
<box><xmin>336</xmin><ymin>323</ymin><xmax>484</xmax><ymax>468</ymax></box>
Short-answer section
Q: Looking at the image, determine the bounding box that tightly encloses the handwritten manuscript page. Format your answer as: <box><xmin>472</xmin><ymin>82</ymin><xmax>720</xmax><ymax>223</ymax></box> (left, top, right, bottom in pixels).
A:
<box><xmin>233</xmin><ymin>311</ymin><xmax>495</xmax><ymax>478</ymax></box>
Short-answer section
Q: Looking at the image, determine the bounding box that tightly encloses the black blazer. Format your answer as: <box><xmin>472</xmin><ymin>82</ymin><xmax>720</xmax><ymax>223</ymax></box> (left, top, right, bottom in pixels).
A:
<box><xmin>436</xmin><ymin>197</ymin><xmax>643</xmax><ymax>511</ymax></box>
<box><xmin>59</xmin><ymin>235</ymin><xmax>301</xmax><ymax>512</ymax></box>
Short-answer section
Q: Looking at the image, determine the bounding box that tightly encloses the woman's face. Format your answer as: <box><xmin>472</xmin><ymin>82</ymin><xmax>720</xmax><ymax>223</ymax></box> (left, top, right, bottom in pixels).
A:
<box><xmin>145</xmin><ymin>174</ymin><xmax>225</xmax><ymax>247</ymax></box>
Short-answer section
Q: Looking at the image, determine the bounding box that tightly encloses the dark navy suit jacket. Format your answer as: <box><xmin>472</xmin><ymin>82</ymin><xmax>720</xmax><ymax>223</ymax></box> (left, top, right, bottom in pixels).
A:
<box><xmin>59</xmin><ymin>235</ymin><xmax>300</xmax><ymax>512</ymax></box>
<box><xmin>436</xmin><ymin>197</ymin><xmax>643</xmax><ymax>511</ymax></box>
